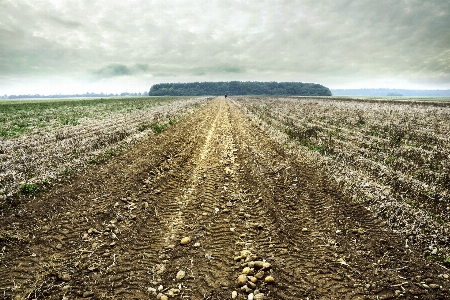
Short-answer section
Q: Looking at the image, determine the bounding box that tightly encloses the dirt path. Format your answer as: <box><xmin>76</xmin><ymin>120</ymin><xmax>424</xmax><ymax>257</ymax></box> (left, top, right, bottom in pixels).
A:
<box><xmin>0</xmin><ymin>98</ymin><xmax>448</xmax><ymax>299</ymax></box>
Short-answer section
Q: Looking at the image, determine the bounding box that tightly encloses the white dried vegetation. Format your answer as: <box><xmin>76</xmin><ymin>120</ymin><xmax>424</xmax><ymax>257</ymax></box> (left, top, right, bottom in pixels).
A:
<box><xmin>234</xmin><ymin>97</ymin><xmax>450</xmax><ymax>259</ymax></box>
<box><xmin>0</xmin><ymin>97</ymin><xmax>210</xmax><ymax>200</ymax></box>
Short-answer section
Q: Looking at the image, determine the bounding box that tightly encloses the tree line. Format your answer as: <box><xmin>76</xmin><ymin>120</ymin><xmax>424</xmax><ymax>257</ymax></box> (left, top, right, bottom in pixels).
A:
<box><xmin>149</xmin><ymin>81</ymin><xmax>332</xmax><ymax>96</ymax></box>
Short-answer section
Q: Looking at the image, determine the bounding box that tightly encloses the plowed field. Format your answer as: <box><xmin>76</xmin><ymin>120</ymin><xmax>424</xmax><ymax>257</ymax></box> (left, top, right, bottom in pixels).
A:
<box><xmin>1</xmin><ymin>98</ymin><xmax>448</xmax><ymax>299</ymax></box>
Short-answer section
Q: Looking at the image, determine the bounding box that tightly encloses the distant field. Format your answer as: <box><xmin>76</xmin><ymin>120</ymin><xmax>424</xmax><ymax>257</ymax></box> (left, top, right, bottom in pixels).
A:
<box><xmin>0</xmin><ymin>96</ymin><xmax>211</xmax><ymax>200</ymax></box>
<box><xmin>1</xmin><ymin>97</ymin><xmax>449</xmax><ymax>299</ymax></box>
<box><xmin>332</xmin><ymin>95</ymin><xmax>450</xmax><ymax>101</ymax></box>
<box><xmin>234</xmin><ymin>96</ymin><xmax>450</xmax><ymax>257</ymax></box>
<box><xmin>0</xmin><ymin>97</ymin><xmax>193</xmax><ymax>139</ymax></box>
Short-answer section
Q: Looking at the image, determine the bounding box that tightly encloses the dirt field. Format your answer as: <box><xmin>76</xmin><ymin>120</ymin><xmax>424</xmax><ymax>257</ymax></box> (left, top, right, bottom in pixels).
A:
<box><xmin>0</xmin><ymin>98</ymin><xmax>448</xmax><ymax>299</ymax></box>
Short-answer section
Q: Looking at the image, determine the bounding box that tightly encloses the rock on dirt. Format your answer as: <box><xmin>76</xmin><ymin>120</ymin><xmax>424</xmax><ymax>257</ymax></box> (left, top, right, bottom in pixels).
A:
<box><xmin>264</xmin><ymin>276</ymin><xmax>275</xmax><ymax>284</ymax></box>
<box><xmin>254</xmin><ymin>293</ymin><xmax>265</xmax><ymax>300</ymax></box>
<box><xmin>176</xmin><ymin>270</ymin><xmax>186</xmax><ymax>280</ymax></box>
<box><xmin>156</xmin><ymin>293</ymin><xmax>168</xmax><ymax>300</ymax></box>
<box><xmin>237</xmin><ymin>274</ymin><xmax>247</xmax><ymax>286</ymax></box>
<box><xmin>168</xmin><ymin>288</ymin><xmax>180</xmax><ymax>297</ymax></box>
<box><xmin>83</xmin><ymin>291</ymin><xmax>94</xmax><ymax>297</ymax></box>
<box><xmin>180</xmin><ymin>237</ymin><xmax>191</xmax><ymax>245</ymax></box>
<box><xmin>59</xmin><ymin>273</ymin><xmax>71</xmax><ymax>281</ymax></box>
<box><xmin>429</xmin><ymin>284</ymin><xmax>440</xmax><ymax>289</ymax></box>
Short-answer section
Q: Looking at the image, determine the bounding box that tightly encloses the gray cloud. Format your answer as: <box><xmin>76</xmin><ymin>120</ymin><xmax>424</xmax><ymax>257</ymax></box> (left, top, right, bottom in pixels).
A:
<box><xmin>48</xmin><ymin>16</ymin><xmax>83</xmax><ymax>29</ymax></box>
<box><xmin>94</xmin><ymin>64</ymin><xmax>132</xmax><ymax>78</ymax></box>
<box><xmin>190</xmin><ymin>65</ymin><xmax>246</xmax><ymax>76</ymax></box>
<box><xmin>0</xmin><ymin>0</ymin><xmax>449</xmax><ymax>94</ymax></box>
<box><xmin>93</xmin><ymin>64</ymin><xmax>151</xmax><ymax>78</ymax></box>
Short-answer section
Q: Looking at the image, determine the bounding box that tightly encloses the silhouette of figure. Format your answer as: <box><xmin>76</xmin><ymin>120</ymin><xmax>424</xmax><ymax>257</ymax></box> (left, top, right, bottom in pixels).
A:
<box><xmin>225</xmin><ymin>94</ymin><xmax>227</xmax><ymax>98</ymax></box>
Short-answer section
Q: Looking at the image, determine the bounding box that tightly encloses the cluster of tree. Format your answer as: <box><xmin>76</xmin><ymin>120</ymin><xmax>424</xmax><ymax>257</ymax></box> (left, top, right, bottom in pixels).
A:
<box><xmin>2</xmin><ymin>92</ymin><xmax>149</xmax><ymax>99</ymax></box>
<box><xmin>149</xmin><ymin>81</ymin><xmax>332</xmax><ymax>96</ymax></box>
<box><xmin>331</xmin><ymin>89</ymin><xmax>450</xmax><ymax>97</ymax></box>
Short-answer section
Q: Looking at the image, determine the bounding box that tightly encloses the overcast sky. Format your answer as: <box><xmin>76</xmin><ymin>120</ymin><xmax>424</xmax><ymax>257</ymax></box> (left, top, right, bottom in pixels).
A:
<box><xmin>1</xmin><ymin>0</ymin><xmax>449</xmax><ymax>95</ymax></box>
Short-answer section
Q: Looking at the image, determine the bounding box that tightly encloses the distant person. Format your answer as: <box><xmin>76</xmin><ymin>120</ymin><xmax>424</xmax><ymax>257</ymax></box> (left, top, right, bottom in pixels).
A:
<box><xmin>225</xmin><ymin>94</ymin><xmax>227</xmax><ymax>98</ymax></box>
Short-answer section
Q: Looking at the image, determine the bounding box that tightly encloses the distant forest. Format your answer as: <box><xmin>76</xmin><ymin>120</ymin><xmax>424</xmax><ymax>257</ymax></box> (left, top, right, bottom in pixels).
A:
<box><xmin>331</xmin><ymin>89</ymin><xmax>450</xmax><ymax>97</ymax></box>
<box><xmin>149</xmin><ymin>81</ymin><xmax>332</xmax><ymax>96</ymax></box>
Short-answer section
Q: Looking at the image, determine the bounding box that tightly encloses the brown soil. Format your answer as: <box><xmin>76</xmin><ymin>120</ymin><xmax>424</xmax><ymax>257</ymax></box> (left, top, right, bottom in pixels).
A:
<box><xmin>0</xmin><ymin>98</ymin><xmax>448</xmax><ymax>299</ymax></box>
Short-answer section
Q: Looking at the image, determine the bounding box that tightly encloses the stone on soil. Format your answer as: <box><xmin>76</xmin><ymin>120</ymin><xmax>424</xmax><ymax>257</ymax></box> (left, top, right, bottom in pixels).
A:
<box><xmin>156</xmin><ymin>293</ymin><xmax>168</xmax><ymax>300</ymax></box>
<box><xmin>254</xmin><ymin>293</ymin><xmax>264</xmax><ymax>300</ymax></box>
<box><xmin>241</xmin><ymin>285</ymin><xmax>252</xmax><ymax>293</ymax></box>
<box><xmin>255</xmin><ymin>271</ymin><xmax>264</xmax><ymax>279</ymax></box>
<box><xmin>88</xmin><ymin>228</ymin><xmax>100</xmax><ymax>234</ymax></box>
<box><xmin>265</xmin><ymin>276</ymin><xmax>275</xmax><ymax>284</ymax></box>
<box><xmin>176</xmin><ymin>270</ymin><xmax>186</xmax><ymax>280</ymax></box>
<box><xmin>168</xmin><ymin>288</ymin><xmax>180</xmax><ymax>296</ymax></box>
<box><xmin>61</xmin><ymin>285</ymin><xmax>71</xmax><ymax>292</ymax></box>
<box><xmin>262</xmin><ymin>262</ymin><xmax>271</xmax><ymax>269</ymax></box>
<box><xmin>237</xmin><ymin>274</ymin><xmax>248</xmax><ymax>286</ymax></box>
<box><xmin>156</xmin><ymin>265</ymin><xmax>166</xmax><ymax>275</ymax></box>
<box><xmin>59</xmin><ymin>273</ymin><xmax>71</xmax><ymax>281</ymax></box>
<box><xmin>247</xmin><ymin>281</ymin><xmax>256</xmax><ymax>289</ymax></box>
<box><xmin>83</xmin><ymin>291</ymin><xmax>94</xmax><ymax>297</ymax></box>
<box><xmin>180</xmin><ymin>237</ymin><xmax>191</xmax><ymax>245</ymax></box>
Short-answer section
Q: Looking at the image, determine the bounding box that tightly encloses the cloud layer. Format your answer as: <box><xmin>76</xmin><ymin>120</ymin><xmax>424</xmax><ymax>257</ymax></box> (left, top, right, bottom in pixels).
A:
<box><xmin>1</xmin><ymin>0</ymin><xmax>449</xmax><ymax>94</ymax></box>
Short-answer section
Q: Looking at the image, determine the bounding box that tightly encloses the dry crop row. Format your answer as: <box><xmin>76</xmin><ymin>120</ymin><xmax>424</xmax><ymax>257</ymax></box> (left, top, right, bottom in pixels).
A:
<box><xmin>0</xmin><ymin>97</ymin><xmax>211</xmax><ymax>205</ymax></box>
<box><xmin>0</xmin><ymin>97</ymin><xmax>188</xmax><ymax>138</ymax></box>
<box><xmin>234</xmin><ymin>97</ymin><xmax>450</xmax><ymax>261</ymax></box>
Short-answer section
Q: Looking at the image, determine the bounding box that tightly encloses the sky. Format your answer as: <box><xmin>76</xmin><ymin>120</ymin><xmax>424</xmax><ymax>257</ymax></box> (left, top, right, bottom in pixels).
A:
<box><xmin>1</xmin><ymin>0</ymin><xmax>449</xmax><ymax>95</ymax></box>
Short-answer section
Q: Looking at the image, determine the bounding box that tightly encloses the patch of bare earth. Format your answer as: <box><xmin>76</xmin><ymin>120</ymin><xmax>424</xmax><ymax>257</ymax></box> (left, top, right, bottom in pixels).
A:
<box><xmin>0</xmin><ymin>98</ymin><xmax>448</xmax><ymax>299</ymax></box>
